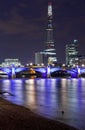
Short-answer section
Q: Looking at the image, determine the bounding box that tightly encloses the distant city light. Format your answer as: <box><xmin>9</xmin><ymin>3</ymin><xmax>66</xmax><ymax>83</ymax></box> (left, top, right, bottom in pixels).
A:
<box><xmin>41</xmin><ymin>63</ymin><xmax>44</xmax><ymax>66</ymax></box>
<box><xmin>62</xmin><ymin>64</ymin><xmax>65</xmax><ymax>67</ymax></box>
<box><xmin>29</xmin><ymin>63</ymin><xmax>33</xmax><ymax>66</ymax></box>
<box><xmin>82</xmin><ymin>64</ymin><xmax>84</xmax><ymax>67</ymax></box>
<box><xmin>74</xmin><ymin>40</ymin><xmax>78</xmax><ymax>43</ymax></box>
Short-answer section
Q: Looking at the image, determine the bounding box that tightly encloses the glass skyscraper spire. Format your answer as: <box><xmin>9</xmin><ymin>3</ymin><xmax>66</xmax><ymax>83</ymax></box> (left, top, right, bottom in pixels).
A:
<box><xmin>43</xmin><ymin>2</ymin><xmax>57</xmax><ymax>65</ymax></box>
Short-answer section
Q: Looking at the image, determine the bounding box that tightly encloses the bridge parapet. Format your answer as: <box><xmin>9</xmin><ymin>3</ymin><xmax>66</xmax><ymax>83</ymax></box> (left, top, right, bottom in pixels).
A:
<box><xmin>0</xmin><ymin>66</ymin><xmax>85</xmax><ymax>78</ymax></box>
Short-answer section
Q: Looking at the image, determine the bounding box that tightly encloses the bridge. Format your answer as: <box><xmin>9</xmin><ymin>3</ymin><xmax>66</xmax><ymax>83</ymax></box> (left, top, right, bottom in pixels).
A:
<box><xmin>0</xmin><ymin>66</ymin><xmax>85</xmax><ymax>78</ymax></box>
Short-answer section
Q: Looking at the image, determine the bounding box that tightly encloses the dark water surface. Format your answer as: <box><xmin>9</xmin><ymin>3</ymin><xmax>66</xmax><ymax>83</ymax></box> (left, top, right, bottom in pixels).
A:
<box><xmin>0</xmin><ymin>78</ymin><xmax>85</xmax><ymax>130</ymax></box>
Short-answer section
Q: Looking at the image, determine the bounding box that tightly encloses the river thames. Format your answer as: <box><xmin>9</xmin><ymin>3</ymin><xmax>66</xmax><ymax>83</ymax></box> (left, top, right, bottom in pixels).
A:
<box><xmin>0</xmin><ymin>78</ymin><xmax>85</xmax><ymax>130</ymax></box>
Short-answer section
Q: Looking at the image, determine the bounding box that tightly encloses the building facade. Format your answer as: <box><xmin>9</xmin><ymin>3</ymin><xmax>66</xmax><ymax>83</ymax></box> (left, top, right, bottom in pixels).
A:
<box><xmin>78</xmin><ymin>55</ymin><xmax>85</xmax><ymax>67</ymax></box>
<box><xmin>1</xmin><ymin>59</ymin><xmax>22</xmax><ymax>67</ymax></box>
<box><xmin>66</xmin><ymin>40</ymin><xmax>78</xmax><ymax>66</ymax></box>
<box><xmin>35</xmin><ymin>52</ymin><xmax>44</xmax><ymax>65</ymax></box>
<box><xmin>43</xmin><ymin>2</ymin><xmax>57</xmax><ymax>65</ymax></box>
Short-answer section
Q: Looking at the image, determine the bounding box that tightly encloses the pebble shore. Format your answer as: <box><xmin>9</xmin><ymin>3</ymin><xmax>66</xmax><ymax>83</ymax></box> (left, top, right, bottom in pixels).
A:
<box><xmin>0</xmin><ymin>98</ymin><xmax>78</xmax><ymax>130</ymax></box>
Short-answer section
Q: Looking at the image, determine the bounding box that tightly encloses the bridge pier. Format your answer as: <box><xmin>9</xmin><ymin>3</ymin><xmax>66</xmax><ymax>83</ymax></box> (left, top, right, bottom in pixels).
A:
<box><xmin>47</xmin><ymin>66</ymin><xmax>51</xmax><ymax>78</ymax></box>
<box><xmin>11</xmin><ymin>67</ymin><xmax>16</xmax><ymax>78</ymax></box>
<box><xmin>77</xmin><ymin>67</ymin><xmax>81</xmax><ymax>78</ymax></box>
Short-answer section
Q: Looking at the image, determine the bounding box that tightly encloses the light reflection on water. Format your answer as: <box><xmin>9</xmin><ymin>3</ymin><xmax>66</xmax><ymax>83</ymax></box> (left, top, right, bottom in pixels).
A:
<box><xmin>1</xmin><ymin>78</ymin><xmax>85</xmax><ymax>130</ymax></box>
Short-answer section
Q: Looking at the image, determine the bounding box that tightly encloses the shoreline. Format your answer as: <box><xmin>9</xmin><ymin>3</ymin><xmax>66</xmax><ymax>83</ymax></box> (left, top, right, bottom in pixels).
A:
<box><xmin>0</xmin><ymin>98</ymin><xmax>78</xmax><ymax>130</ymax></box>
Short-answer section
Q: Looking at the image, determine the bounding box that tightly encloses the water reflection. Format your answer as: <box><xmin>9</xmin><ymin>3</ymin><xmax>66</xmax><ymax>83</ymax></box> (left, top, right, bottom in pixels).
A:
<box><xmin>25</xmin><ymin>79</ymin><xmax>37</xmax><ymax>109</ymax></box>
<box><xmin>1</xmin><ymin>78</ymin><xmax>85</xmax><ymax>130</ymax></box>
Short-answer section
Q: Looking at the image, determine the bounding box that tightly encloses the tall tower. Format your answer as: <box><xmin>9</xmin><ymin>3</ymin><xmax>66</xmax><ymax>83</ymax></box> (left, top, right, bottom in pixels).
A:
<box><xmin>66</xmin><ymin>40</ymin><xmax>78</xmax><ymax>66</ymax></box>
<box><xmin>44</xmin><ymin>2</ymin><xmax>57</xmax><ymax>65</ymax></box>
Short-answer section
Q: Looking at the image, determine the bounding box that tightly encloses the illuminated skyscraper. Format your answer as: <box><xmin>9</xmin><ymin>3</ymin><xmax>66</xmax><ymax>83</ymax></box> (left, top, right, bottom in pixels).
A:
<box><xmin>43</xmin><ymin>2</ymin><xmax>57</xmax><ymax>65</ymax></box>
<box><xmin>66</xmin><ymin>40</ymin><xmax>78</xmax><ymax>66</ymax></box>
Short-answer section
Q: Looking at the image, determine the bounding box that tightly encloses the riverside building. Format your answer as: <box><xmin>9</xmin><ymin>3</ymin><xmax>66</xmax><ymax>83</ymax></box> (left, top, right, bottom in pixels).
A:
<box><xmin>66</xmin><ymin>40</ymin><xmax>78</xmax><ymax>66</ymax></box>
<box><xmin>42</xmin><ymin>2</ymin><xmax>57</xmax><ymax>65</ymax></box>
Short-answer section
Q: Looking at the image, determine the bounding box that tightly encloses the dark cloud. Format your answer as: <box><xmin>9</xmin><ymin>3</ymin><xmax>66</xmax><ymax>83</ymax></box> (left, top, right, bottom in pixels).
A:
<box><xmin>0</xmin><ymin>0</ymin><xmax>85</xmax><ymax>64</ymax></box>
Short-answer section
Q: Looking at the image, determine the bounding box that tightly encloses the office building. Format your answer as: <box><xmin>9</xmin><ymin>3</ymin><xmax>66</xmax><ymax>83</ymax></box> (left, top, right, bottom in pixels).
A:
<box><xmin>35</xmin><ymin>52</ymin><xmax>44</xmax><ymax>65</ymax></box>
<box><xmin>78</xmin><ymin>55</ymin><xmax>85</xmax><ymax>67</ymax></box>
<box><xmin>66</xmin><ymin>40</ymin><xmax>78</xmax><ymax>66</ymax></box>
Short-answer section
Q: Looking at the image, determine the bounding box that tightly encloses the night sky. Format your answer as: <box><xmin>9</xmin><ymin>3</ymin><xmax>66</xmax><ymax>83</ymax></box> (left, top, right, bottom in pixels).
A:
<box><xmin>0</xmin><ymin>0</ymin><xmax>85</xmax><ymax>64</ymax></box>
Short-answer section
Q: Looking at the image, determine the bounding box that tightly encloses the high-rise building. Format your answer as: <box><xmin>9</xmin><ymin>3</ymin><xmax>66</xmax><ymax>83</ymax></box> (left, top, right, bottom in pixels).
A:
<box><xmin>35</xmin><ymin>52</ymin><xmax>44</xmax><ymax>65</ymax></box>
<box><xmin>43</xmin><ymin>2</ymin><xmax>57</xmax><ymax>65</ymax></box>
<box><xmin>66</xmin><ymin>40</ymin><xmax>78</xmax><ymax>66</ymax></box>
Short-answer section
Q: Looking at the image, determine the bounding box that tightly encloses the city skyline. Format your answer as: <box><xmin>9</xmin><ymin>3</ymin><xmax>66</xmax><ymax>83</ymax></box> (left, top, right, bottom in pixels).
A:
<box><xmin>0</xmin><ymin>0</ymin><xmax>85</xmax><ymax>64</ymax></box>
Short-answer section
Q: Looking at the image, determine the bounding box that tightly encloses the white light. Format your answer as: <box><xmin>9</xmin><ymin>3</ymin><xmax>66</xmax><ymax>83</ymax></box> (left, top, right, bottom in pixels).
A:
<box><xmin>41</xmin><ymin>63</ymin><xmax>44</xmax><ymax>66</ymax></box>
<box><xmin>30</xmin><ymin>63</ymin><xmax>33</xmax><ymax>66</ymax></box>
<box><xmin>52</xmin><ymin>64</ymin><xmax>55</xmax><ymax>66</ymax></box>
<box><xmin>26</xmin><ymin>64</ymin><xmax>29</xmax><ymax>66</ymax></box>
<box><xmin>82</xmin><ymin>64</ymin><xmax>84</xmax><ymax>67</ymax></box>
<box><xmin>73</xmin><ymin>64</ymin><xmax>76</xmax><ymax>67</ymax></box>
<box><xmin>62</xmin><ymin>64</ymin><xmax>65</xmax><ymax>67</ymax></box>
<box><xmin>48</xmin><ymin>4</ymin><xmax>52</xmax><ymax>16</ymax></box>
<box><xmin>74</xmin><ymin>40</ymin><xmax>78</xmax><ymax>43</ymax></box>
